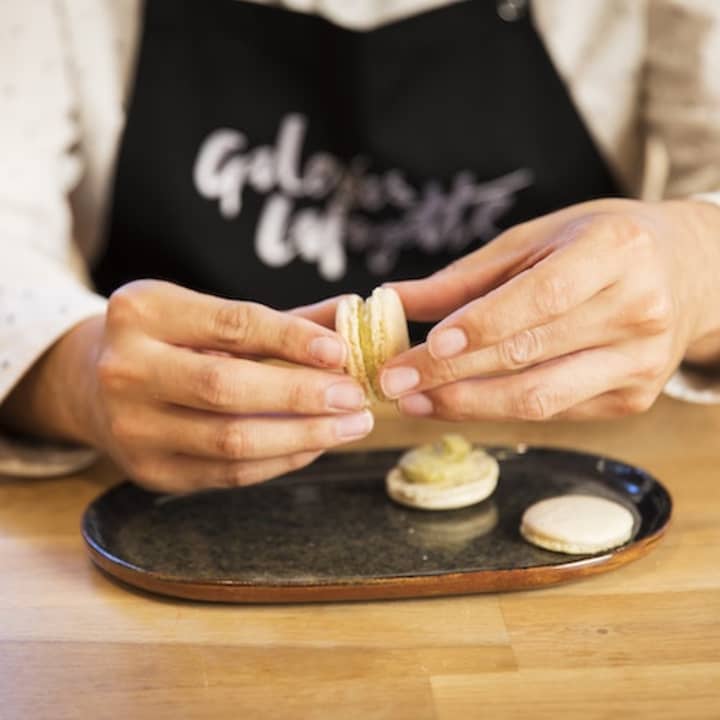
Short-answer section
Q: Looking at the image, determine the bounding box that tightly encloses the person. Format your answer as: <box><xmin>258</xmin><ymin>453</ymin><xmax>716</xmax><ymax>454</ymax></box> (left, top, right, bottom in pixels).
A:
<box><xmin>1</xmin><ymin>0</ymin><xmax>719</xmax><ymax>493</ymax></box>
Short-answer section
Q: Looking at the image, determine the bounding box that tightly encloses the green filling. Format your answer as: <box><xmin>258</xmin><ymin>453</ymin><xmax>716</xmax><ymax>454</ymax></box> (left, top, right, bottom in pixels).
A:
<box><xmin>359</xmin><ymin>301</ymin><xmax>382</xmax><ymax>399</ymax></box>
<box><xmin>399</xmin><ymin>434</ymin><xmax>475</xmax><ymax>485</ymax></box>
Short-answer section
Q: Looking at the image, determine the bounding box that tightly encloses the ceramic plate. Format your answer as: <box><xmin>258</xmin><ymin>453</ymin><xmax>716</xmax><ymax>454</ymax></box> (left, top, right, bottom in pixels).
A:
<box><xmin>82</xmin><ymin>446</ymin><xmax>672</xmax><ymax>602</ymax></box>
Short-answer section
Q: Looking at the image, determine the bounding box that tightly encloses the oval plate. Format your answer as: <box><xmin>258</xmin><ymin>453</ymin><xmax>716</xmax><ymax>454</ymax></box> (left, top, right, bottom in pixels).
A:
<box><xmin>82</xmin><ymin>446</ymin><xmax>672</xmax><ymax>602</ymax></box>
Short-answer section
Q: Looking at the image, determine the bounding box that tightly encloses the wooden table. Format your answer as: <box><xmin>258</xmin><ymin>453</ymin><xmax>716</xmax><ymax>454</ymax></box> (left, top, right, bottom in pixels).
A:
<box><xmin>1</xmin><ymin>395</ymin><xmax>719</xmax><ymax>719</ymax></box>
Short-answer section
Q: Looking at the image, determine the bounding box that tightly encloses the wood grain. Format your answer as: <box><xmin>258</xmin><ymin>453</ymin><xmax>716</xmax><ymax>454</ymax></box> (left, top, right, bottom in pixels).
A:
<box><xmin>1</xmin><ymin>395</ymin><xmax>719</xmax><ymax>719</ymax></box>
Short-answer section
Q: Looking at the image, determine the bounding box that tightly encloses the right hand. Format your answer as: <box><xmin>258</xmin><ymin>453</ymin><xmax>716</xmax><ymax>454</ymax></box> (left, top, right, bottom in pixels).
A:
<box><xmin>53</xmin><ymin>281</ymin><xmax>372</xmax><ymax>492</ymax></box>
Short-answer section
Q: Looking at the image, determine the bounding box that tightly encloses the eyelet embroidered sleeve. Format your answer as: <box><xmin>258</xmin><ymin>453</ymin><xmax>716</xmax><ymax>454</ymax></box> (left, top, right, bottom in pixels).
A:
<box><xmin>645</xmin><ymin>0</ymin><xmax>720</xmax><ymax>201</ymax></box>
<box><xmin>642</xmin><ymin>0</ymin><xmax>720</xmax><ymax>402</ymax></box>
<box><xmin>0</xmin><ymin>1</ymin><xmax>107</xmax><ymax>478</ymax></box>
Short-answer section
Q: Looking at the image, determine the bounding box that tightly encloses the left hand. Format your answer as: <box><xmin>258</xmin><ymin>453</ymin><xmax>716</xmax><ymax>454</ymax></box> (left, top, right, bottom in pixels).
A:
<box><xmin>379</xmin><ymin>198</ymin><xmax>720</xmax><ymax>421</ymax></box>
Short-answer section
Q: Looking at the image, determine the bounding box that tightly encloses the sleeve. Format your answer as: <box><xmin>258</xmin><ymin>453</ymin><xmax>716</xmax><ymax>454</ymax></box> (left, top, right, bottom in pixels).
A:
<box><xmin>643</xmin><ymin>0</ymin><xmax>720</xmax><ymax>403</ymax></box>
<box><xmin>0</xmin><ymin>1</ymin><xmax>108</xmax><ymax>477</ymax></box>
<box><xmin>645</xmin><ymin>0</ymin><xmax>720</xmax><ymax>202</ymax></box>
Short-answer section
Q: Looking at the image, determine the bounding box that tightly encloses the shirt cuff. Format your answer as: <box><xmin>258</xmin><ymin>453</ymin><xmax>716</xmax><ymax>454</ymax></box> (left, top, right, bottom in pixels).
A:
<box><xmin>691</xmin><ymin>191</ymin><xmax>720</xmax><ymax>208</ymax></box>
<box><xmin>0</xmin><ymin>432</ymin><xmax>99</xmax><ymax>478</ymax></box>
<box><xmin>664</xmin><ymin>366</ymin><xmax>720</xmax><ymax>404</ymax></box>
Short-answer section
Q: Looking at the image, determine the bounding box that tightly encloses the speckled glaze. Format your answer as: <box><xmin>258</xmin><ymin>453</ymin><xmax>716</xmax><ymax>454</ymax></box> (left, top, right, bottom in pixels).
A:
<box><xmin>82</xmin><ymin>446</ymin><xmax>671</xmax><ymax>601</ymax></box>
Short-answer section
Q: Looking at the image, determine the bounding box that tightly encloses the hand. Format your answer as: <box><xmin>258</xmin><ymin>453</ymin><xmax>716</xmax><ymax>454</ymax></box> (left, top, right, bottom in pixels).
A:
<box><xmin>5</xmin><ymin>281</ymin><xmax>372</xmax><ymax>492</ymax></box>
<box><xmin>380</xmin><ymin>199</ymin><xmax>720</xmax><ymax>421</ymax></box>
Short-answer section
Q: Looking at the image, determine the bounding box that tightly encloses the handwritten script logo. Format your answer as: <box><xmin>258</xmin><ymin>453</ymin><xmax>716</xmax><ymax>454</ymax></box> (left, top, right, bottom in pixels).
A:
<box><xmin>194</xmin><ymin>113</ymin><xmax>533</xmax><ymax>281</ymax></box>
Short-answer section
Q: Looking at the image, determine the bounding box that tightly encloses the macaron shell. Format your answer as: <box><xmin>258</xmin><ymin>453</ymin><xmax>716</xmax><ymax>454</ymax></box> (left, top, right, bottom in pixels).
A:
<box><xmin>335</xmin><ymin>294</ymin><xmax>371</xmax><ymax>397</ymax></box>
<box><xmin>368</xmin><ymin>287</ymin><xmax>410</xmax><ymax>364</ymax></box>
<box><xmin>385</xmin><ymin>454</ymin><xmax>499</xmax><ymax>511</ymax></box>
<box><xmin>366</xmin><ymin>287</ymin><xmax>410</xmax><ymax>399</ymax></box>
<box><xmin>520</xmin><ymin>494</ymin><xmax>635</xmax><ymax>554</ymax></box>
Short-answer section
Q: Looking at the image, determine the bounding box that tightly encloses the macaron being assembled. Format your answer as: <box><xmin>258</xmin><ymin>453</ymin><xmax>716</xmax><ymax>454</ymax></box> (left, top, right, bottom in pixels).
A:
<box><xmin>520</xmin><ymin>494</ymin><xmax>635</xmax><ymax>554</ymax></box>
<box><xmin>335</xmin><ymin>287</ymin><xmax>410</xmax><ymax>402</ymax></box>
<box><xmin>386</xmin><ymin>434</ymin><xmax>500</xmax><ymax>511</ymax></box>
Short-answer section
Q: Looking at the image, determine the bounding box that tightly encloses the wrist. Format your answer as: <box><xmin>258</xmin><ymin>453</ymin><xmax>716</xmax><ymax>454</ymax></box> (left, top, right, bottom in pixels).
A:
<box><xmin>53</xmin><ymin>315</ymin><xmax>106</xmax><ymax>445</ymax></box>
<box><xmin>0</xmin><ymin>315</ymin><xmax>105</xmax><ymax>445</ymax></box>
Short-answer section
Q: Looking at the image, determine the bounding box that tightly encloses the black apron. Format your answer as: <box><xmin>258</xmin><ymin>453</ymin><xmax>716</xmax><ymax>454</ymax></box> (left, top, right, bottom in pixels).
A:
<box><xmin>94</xmin><ymin>0</ymin><xmax>621</xmax><ymax>310</ymax></box>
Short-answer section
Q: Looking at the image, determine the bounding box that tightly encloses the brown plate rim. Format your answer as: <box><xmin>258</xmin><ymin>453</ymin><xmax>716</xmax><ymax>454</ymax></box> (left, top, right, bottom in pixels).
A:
<box><xmin>85</xmin><ymin>524</ymin><xmax>669</xmax><ymax>603</ymax></box>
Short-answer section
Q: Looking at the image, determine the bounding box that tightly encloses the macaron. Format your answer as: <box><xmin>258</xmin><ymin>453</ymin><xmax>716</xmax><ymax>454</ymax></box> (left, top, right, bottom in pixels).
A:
<box><xmin>335</xmin><ymin>287</ymin><xmax>410</xmax><ymax>402</ymax></box>
<box><xmin>520</xmin><ymin>494</ymin><xmax>635</xmax><ymax>554</ymax></box>
<box><xmin>386</xmin><ymin>434</ymin><xmax>500</xmax><ymax>511</ymax></box>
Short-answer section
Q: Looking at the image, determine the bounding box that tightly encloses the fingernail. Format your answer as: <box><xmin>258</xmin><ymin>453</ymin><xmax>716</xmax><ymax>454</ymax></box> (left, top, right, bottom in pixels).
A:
<box><xmin>381</xmin><ymin>367</ymin><xmax>420</xmax><ymax>398</ymax></box>
<box><xmin>398</xmin><ymin>393</ymin><xmax>434</xmax><ymax>416</ymax></box>
<box><xmin>326</xmin><ymin>382</ymin><xmax>366</xmax><ymax>411</ymax></box>
<box><xmin>309</xmin><ymin>336</ymin><xmax>346</xmax><ymax>366</ymax></box>
<box><xmin>429</xmin><ymin>327</ymin><xmax>467</xmax><ymax>359</ymax></box>
<box><xmin>335</xmin><ymin>410</ymin><xmax>374</xmax><ymax>439</ymax></box>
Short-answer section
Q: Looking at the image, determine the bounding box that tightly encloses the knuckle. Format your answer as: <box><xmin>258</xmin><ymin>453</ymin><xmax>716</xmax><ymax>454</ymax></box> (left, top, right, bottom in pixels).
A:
<box><xmin>213</xmin><ymin>302</ymin><xmax>255</xmax><ymax>346</ymax></box>
<box><xmin>275</xmin><ymin>314</ymin><xmax>295</xmax><ymax>353</ymax></box>
<box><xmin>636</xmin><ymin>392</ymin><xmax>657</xmax><ymax>413</ymax></box>
<box><xmin>106</xmin><ymin>282</ymin><xmax>151</xmax><ymax>327</ymax></box>
<box><xmin>215</xmin><ymin>423</ymin><xmax>249</xmax><ymax>459</ymax></box>
<box><xmin>534</xmin><ymin>274</ymin><xmax>570</xmax><ymax>318</ymax></box>
<box><xmin>105</xmin><ymin>291</ymin><xmax>133</xmax><ymax>327</ymax></box>
<box><xmin>96</xmin><ymin>351</ymin><xmax>132</xmax><ymax>392</ymax></box>
<box><xmin>499</xmin><ymin>329</ymin><xmax>542</xmax><ymax>369</ymax></box>
<box><xmin>616</xmin><ymin>223</ymin><xmax>655</xmax><ymax>259</ymax></box>
<box><xmin>196</xmin><ymin>362</ymin><xmax>231</xmax><ymax>407</ymax></box>
<box><xmin>95</xmin><ymin>353</ymin><xmax>116</xmax><ymax>388</ymax></box>
<box><xmin>637</xmin><ymin>291</ymin><xmax>674</xmax><ymax>334</ymax></box>
<box><xmin>617</xmin><ymin>391</ymin><xmax>656</xmax><ymax>416</ymax></box>
<box><xmin>636</xmin><ymin>356</ymin><xmax>667</xmax><ymax>382</ymax></box>
<box><xmin>287</xmin><ymin>379</ymin><xmax>315</xmax><ymax>412</ymax></box>
<box><xmin>432</xmin><ymin>357</ymin><xmax>462</xmax><ymax>385</ymax></box>
<box><xmin>512</xmin><ymin>385</ymin><xmax>555</xmax><ymax>421</ymax></box>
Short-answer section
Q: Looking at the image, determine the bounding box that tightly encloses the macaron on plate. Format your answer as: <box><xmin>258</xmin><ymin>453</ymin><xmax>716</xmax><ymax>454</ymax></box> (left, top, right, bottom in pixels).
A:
<box><xmin>385</xmin><ymin>434</ymin><xmax>500</xmax><ymax>511</ymax></box>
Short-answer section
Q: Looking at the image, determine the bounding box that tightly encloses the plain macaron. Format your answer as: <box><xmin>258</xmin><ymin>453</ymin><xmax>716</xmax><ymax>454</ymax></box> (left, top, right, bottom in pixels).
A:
<box><xmin>520</xmin><ymin>494</ymin><xmax>635</xmax><ymax>554</ymax></box>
